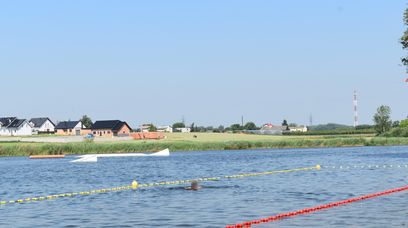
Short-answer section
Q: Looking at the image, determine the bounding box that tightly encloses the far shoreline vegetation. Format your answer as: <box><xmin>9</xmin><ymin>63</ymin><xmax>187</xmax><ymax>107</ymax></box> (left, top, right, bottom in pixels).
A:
<box><xmin>1</xmin><ymin>132</ymin><xmax>408</xmax><ymax>157</ymax></box>
<box><xmin>0</xmin><ymin>104</ymin><xmax>407</xmax><ymax>157</ymax></box>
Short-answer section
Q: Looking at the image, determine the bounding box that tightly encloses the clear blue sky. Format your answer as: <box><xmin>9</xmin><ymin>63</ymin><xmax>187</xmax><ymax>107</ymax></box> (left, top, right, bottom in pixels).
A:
<box><xmin>1</xmin><ymin>1</ymin><xmax>407</xmax><ymax>127</ymax></box>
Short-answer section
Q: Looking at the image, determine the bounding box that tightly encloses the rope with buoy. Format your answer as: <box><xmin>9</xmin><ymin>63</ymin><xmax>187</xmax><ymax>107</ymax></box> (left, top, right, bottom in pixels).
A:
<box><xmin>0</xmin><ymin>165</ymin><xmax>320</xmax><ymax>206</ymax></box>
<box><xmin>226</xmin><ymin>185</ymin><xmax>408</xmax><ymax>228</ymax></box>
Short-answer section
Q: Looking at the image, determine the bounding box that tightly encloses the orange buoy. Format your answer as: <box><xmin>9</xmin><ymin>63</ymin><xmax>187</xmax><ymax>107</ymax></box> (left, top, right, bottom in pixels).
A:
<box><xmin>29</xmin><ymin>155</ymin><xmax>65</xmax><ymax>159</ymax></box>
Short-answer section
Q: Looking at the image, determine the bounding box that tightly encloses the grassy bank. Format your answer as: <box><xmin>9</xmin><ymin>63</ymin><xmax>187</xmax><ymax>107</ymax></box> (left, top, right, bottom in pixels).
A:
<box><xmin>1</xmin><ymin>133</ymin><xmax>408</xmax><ymax>156</ymax></box>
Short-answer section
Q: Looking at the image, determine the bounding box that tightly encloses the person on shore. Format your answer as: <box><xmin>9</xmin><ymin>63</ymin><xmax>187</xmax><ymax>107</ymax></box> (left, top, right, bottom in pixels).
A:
<box><xmin>186</xmin><ymin>180</ymin><xmax>201</xmax><ymax>190</ymax></box>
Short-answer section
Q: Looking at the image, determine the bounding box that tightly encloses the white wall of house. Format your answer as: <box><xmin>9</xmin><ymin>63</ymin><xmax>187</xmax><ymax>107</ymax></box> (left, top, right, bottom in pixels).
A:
<box><xmin>9</xmin><ymin>121</ymin><xmax>33</xmax><ymax>136</ymax></box>
<box><xmin>0</xmin><ymin>127</ymin><xmax>9</xmax><ymax>136</ymax></box>
<box><xmin>157</xmin><ymin>126</ymin><xmax>173</xmax><ymax>133</ymax></box>
<box><xmin>175</xmin><ymin>127</ymin><xmax>191</xmax><ymax>133</ymax></box>
<box><xmin>34</xmin><ymin>119</ymin><xmax>55</xmax><ymax>132</ymax></box>
<box><xmin>289</xmin><ymin>126</ymin><xmax>308</xmax><ymax>132</ymax></box>
<box><xmin>1</xmin><ymin>121</ymin><xmax>33</xmax><ymax>136</ymax></box>
<box><xmin>74</xmin><ymin>121</ymin><xmax>83</xmax><ymax>130</ymax></box>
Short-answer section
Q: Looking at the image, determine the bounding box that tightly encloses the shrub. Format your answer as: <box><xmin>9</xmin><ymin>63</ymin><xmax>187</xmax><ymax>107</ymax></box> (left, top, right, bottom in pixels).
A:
<box><xmin>400</xmin><ymin>119</ymin><xmax>408</xmax><ymax>128</ymax></box>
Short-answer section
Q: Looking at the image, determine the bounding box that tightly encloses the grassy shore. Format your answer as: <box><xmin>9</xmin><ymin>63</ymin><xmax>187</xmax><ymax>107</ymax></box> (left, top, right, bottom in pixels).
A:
<box><xmin>1</xmin><ymin>133</ymin><xmax>408</xmax><ymax>156</ymax></box>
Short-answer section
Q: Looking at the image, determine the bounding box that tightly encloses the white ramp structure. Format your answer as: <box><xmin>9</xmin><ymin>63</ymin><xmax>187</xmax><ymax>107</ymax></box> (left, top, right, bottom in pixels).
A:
<box><xmin>71</xmin><ymin>148</ymin><xmax>169</xmax><ymax>163</ymax></box>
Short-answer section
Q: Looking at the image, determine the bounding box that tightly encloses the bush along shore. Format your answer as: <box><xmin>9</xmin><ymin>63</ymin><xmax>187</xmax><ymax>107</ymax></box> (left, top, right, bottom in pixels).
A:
<box><xmin>1</xmin><ymin>137</ymin><xmax>408</xmax><ymax>156</ymax></box>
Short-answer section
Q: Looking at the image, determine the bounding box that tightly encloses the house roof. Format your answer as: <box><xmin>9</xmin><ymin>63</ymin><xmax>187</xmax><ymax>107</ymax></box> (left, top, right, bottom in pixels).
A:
<box><xmin>8</xmin><ymin>119</ymin><xmax>27</xmax><ymax>128</ymax></box>
<box><xmin>0</xmin><ymin>117</ymin><xmax>17</xmax><ymax>127</ymax></box>
<box><xmin>92</xmin><ymin>120</ymin><xmax>131</xmax><ymax>131</ymax></box>
<box><xmin>55</xmin><ymin>121</ymin><xmax>80</xmax><ymax>129</ymax></box>
<box><xmin>29</xmin><ymin>118</ymin><xmax>55</xmax><ymax>128</ymax></box>
<box><xmin>261</xmin><ymin>124</ymin><xmax>285</xmax><ymax>131</ymax></box>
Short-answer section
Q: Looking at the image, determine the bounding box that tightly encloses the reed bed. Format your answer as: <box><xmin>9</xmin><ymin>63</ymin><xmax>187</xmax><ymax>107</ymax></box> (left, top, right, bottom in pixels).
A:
<box><xmin>1</xmin><ymin>136</ymin><xmax>408</xmax><ymax>156</ymax></box>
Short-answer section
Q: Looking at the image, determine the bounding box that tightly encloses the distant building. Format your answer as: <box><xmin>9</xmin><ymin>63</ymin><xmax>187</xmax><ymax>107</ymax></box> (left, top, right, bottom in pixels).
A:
<box><xmin>140</xmin><ymin>124</ymin><xmax>152</xmax><ymax>133</ymax></box>
<box><xmin>259</xmin><ymin>124</ymin><xmax>285</xmax><ymax>135</ymax></box>
<box><xmin>91</xmin><ymin>120</ymin><xmax>132</xmax><ymax>137</ymax></box>
<box><xmin>157</xmin><ymin>125</ymin><xmax>173</xmax><ymax>133</ymax></box>
<box><xmin>174</xmin><ymin>127</ymin><xmax>191</xmax><ymax>133</ymax></box>
<box><xmin>0</xmin><ymin>117</ymin><xmax>16</xmax><ymax>132</ymax></box>
<box><xmin>0</xmin><ymin>117</ymin><xmax>33</xmax><ymax>136</ymax></box>
<box><xmin>55</xmin><ymin>121</ymin><xmax>87</xmax><ymax>136</ymax></box>
<box><xmin>29</xmin><ymin>117</ymin><xmax>55</xmax><ymax>134</ymax></box>
<box><xmin>289</xmin><ymin>126</ymin><xmax>308</xmax><ymax>133</ymax></box>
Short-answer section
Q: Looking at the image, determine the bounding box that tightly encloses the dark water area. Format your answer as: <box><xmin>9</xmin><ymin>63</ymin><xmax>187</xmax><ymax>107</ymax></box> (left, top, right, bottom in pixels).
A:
<box><xmin>1</xmin><ymin>146</ymin><xmax>408</xmax><ymax>227</ymax></box>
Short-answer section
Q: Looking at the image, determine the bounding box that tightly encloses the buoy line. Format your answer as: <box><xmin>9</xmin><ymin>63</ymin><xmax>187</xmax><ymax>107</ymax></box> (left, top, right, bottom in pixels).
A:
<box><xmin>0</xmin><ymin>165</ymin><xmax>320</xmax><ymax>206</ymax></box>
<box><xmin>322</xmin><ymin>164</ymin><xmax>408</xmax><ymax>170</ymax></box>
<box><xmin>226</xmin><ymin>185</ymin><xmax>408</xmax><ymax>228</ymax></box>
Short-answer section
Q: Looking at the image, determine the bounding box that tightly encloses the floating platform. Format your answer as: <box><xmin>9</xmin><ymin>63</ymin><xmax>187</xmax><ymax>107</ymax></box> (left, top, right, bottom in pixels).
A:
<box><xmin>29</xmin><ymin>155</ymin><xmax>65</xmax><ymax>159</ymax></box>
<box><xmin>70</xmin><ymin>148</ymin><xmax>169</xmax><ymax>163</ymax></box>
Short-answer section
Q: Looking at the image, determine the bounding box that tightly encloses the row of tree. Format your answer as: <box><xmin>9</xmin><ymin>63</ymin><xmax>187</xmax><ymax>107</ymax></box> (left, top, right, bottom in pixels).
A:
<box><xmin>186</xmin><ymin>122</ymin><xmax>259</xmax><ymax>133</ymax></box>
<box><xmin>143</xmin><ymin>121</ymin><xmax>262</xmax><ymax>133</ymax></box>
<box><xmin>79</xmin><ymin>110</ymin><xmax>408</xmax><ymax>137</ymax></box>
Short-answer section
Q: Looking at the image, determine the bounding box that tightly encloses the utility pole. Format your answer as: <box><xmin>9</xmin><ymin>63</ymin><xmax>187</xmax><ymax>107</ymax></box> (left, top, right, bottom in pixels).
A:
<box><xmin>241</xmin><ymin>115</ymin><xmax>244</xmax><ymax>127</ymax></box>
<box><xmin>353</xmin><ymin>90</ymin><xmax>359</xmax><ymax>127</ymax></box>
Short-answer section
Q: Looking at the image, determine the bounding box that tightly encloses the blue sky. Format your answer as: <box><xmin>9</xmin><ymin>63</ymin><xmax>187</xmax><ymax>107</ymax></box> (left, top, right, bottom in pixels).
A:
<box><xmin>1</xmin><ymin>1</ymin><xmax>407</xmax><ymax>127</ymax></box>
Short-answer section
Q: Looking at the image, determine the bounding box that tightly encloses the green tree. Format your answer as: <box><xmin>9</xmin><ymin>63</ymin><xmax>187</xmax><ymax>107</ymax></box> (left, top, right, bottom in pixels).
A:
<box><xmin>190</xmin><ymin>122</ymin><xmax>195</xmax><ymax>132</ymax></box>
<box><xmin>148</xmin><ymin>124</ymin><xmax>157</xmax><ymax>132</ymax></box>
<box><xmin>401</xmin><ymin>7</ymin><xmax>408</xmax><ymax>70</ymax></box>
<box><xmin>205</xmin><ymin>126</ymin><xmax>214</xmax><ymax>132</ymax></box>
<box><xmin>230</xmin><ymin>124</ymin><xmax>242</xmax><ymax>131</ymax></box>
<box><xmin>392</xmin><ymin>121</ymin><xmax>400</xmax><ymax>128</ymax></box>
<box><xmin>172</xmin><ymin>122</ymin><xmax>185</xmax><ymax>129</ymax></box>
<box><xmin>373</xmin><ymin>105</ymin><xmax>392</xmax><ymax>134</ymax></box>
<box><xmin>244</xmin><ymin>122</ymin><xmax>257</xmax><ymax>130</ymax></box>
<box><xmin>400</xmin><ymin>119</ymin><xmax>408</xmax><ymax>128</ymax></box>
<box><xmin>218</xmin><ymin>125</ymin><xmax>225</xmax><ymax>133</ymax></box>
<box><xmin>282</xmin><ymin>119</ymin><xmax>289</xmax><ymax>130</ymax></box>
<box><xmin>355</xmin><ymin>124</ymin><xmax>374</xmax><ymax>130</ymax></box>
<box><xmin>80</xmin><ymin>115</ymin><xmax>93</xmax><ymax>128</ymax></box>
<box><xmin>196</xmin><ymin>126</ymin><xmax>206</xmax><ymax>132</ymax></box>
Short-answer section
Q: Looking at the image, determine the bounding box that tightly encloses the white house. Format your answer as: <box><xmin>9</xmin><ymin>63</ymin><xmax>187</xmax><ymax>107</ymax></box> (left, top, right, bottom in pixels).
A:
<box><xmin>289</xmin><ymin>126</ymin><xmax>308</xmax><ymax>132</ymax></box>
<box><xmin>175</xmin><ymin>127</ymin><xmax>191</xmax><ymax>133</ymax></box>
<box><xmin>140</xmin><ymin>124</ymin><xmax>152</xmax><ymax>133</ymax></box>
<box><xmin>29</xmin><ymin>117</ymin><xmax>55</xmax><ymax>134</ymax></box>
<box><xmin>0</xmin><ymin>117</ymin><xmax>16</xmax><ymax>136</ymax></box>
<box><xmin>0</xmin><ymin>117</ymin><xmax>33</xmax><ymax>136</ymax></box>
<box><xmin>157</xmin><ymin>125</ymin><xmax>173</xmax><ymax>133</ymax></box>
<box><xmin>259</xmin><ymin>123</ymin><xmax>285</xmax><ymax>135</ymax></box>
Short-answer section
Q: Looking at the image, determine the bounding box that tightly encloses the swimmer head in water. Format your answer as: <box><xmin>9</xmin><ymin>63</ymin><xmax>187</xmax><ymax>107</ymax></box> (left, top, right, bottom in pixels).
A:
<box><xmin>186</xmin><ymin>180</ymin><xmax>201</xmax><ymax>190</ymax></box>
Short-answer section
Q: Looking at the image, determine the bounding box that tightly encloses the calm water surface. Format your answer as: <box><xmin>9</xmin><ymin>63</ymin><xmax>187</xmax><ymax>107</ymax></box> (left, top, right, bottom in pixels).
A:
<box><xmin>1</xmin><ymin>146</ymin><xmax>408</xmax><ymax>227</ymax></box>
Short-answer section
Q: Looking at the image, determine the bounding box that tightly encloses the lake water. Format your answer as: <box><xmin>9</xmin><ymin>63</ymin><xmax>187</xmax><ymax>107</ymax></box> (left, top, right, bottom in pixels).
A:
<box><xmin>1</xmin><ymin>146</ymin><xmax>408</xmax><ymax>227</ymax></box>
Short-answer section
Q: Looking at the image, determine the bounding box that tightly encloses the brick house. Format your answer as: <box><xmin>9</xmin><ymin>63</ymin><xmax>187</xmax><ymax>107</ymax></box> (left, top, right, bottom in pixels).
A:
<box><xmin>91</xmin><ymin>120</ymin><xmax>132</xmax><ymax>137</ymax></box>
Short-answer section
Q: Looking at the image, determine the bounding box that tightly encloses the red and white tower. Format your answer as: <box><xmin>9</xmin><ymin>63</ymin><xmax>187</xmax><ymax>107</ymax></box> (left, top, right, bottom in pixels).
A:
<box><xmin>353</xmin><ymin>90</ymin><xmax>358</xmax><ymax>127</ymax></box>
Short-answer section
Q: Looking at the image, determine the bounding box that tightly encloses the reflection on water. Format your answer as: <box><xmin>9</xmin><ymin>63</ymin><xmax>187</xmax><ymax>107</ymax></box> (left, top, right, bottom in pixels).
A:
<box><xmin>1</xmin><ymin>146</ymin><xmax>408</xmax><ymax>227</ymax></box>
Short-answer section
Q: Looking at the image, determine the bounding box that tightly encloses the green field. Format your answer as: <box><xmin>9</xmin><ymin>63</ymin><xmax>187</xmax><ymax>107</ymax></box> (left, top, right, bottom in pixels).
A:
<box><xmin>1</xmin><ymin>133</ymin><xmax>408</xmax><ymax>156</ymax></box>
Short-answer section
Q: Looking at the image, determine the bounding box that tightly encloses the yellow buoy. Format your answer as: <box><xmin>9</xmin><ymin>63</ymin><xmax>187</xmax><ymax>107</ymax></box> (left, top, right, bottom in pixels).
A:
<box><xmin>316</xmin><ymin>164</ymin><xmax>321</xmax><ymax>170</ymax></box>
<box><xmin>131</xmin><ymin>180</ymin><xmax>138</xmax><ymax>189</ymax></box>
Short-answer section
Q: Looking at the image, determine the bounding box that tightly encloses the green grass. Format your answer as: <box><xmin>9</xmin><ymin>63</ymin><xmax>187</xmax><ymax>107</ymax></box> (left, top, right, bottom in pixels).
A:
<box><xmin>1</xmin><ymin>133</ymin><xmax>408</xmax><ymax>156</ymax></box>
<box><xmin>285</xmin><ymin>128</ymin><xmax>376</xmax><ymax>135</ymax></box>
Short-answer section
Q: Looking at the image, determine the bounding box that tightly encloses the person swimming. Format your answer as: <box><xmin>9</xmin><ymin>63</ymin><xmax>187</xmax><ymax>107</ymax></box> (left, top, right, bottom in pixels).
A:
<box><xmin>185</xmin><ymin>180</ymin><xmax>201</xmax><ymax>190</ymax></box>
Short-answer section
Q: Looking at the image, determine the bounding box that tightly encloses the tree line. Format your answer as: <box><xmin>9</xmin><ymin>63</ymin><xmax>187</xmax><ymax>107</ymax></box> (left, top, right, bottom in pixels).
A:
<box><xmin>373</xmin><ymin>105</ymin><xmax>408</xmax><ymax>137</ymax></box>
